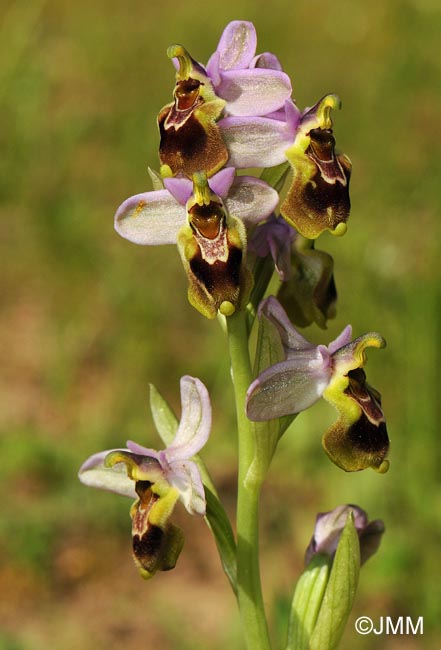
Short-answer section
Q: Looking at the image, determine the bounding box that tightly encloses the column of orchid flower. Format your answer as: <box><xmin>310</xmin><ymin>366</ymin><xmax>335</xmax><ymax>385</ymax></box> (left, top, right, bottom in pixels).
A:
<box><xmin>79</xmin><ymin>21</ymin><xmax>389</xmax><ymax>650</ymax></box>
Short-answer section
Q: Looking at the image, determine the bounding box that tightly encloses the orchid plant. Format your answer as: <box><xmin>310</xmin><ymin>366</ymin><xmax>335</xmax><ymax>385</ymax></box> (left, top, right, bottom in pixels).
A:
<box><xmin>79</xmin><ymin>21</ymin><xmax>389</xmax><ymax>650</ymax></box>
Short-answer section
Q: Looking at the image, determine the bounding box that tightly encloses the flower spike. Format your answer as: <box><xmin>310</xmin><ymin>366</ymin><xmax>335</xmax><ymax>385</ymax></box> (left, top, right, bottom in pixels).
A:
<box><xmin>79</xmin><ymin>376</ymin><xmax>211</xmax><ymax>578</ymax></box>
<box><xmin>246</xmin><ymin>297</ymin><xmax>389</xmax><ymax>472</ymax></box>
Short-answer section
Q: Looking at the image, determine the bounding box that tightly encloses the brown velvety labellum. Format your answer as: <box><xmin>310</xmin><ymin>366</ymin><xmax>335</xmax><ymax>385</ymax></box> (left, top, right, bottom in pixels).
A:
<box><xmin>302</xmin><ymin>164</ymin><xmax>350</xmax><ymax>221</ymax></box>
<box><xmin>159</xmin><ymin>111</ymin><xmax>207</xmax><ymax>168</ymax></box>
<box><xmin>132</xmin><ymin>525</ymin><xmax>164</xmax><ymax>572</ymax></box>
<box><xmin>131</xmin><ymin>482</ymin><xmax>166</xmax><ymax>573</ymax></box>
<box><xmin>346</xmin><ymin>412</ymin><xmax>389</xmax><ymax>459</ymax></box>
<box><xmin>158</xmin><ymin>84</ymin><xmax>228</xmax><ymax>177</ymax></box>
<box><xmin>190</xmin><ymin>245</ymin><xmax>242</xmax><ymax>302</ymax></box>
<box><xmin>344</xmin><ymin>369</ymin><xmax>389</xmax><ymax>461</ymax></box>
<box><xmin>346</xmin><ymin>369</ymin><xmax>384</xmax><ymax>422</ymax></box>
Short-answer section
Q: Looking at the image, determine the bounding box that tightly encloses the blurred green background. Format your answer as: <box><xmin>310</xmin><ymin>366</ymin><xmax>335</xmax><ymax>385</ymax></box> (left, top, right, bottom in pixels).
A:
<box><xmin>1</xmin><ymin>0</ymin><xmax>440</xmax><ymax>648</ymax></box>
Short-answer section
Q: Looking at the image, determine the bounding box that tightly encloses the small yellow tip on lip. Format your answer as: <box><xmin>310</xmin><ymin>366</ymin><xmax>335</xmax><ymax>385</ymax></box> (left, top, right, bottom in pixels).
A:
<box><xmin>160</xmin><ymin>164</ymin><xmax>173</xmax><ymax>178</ymax></box>
<box><xmin>332</xmin><ymin>222</ymin><xmax>348</xmax><ymax>237</ymax></box>
<box><xmin>219</xmin><ymin>301</ymin><xmax>236</xmax><ymax>317</ymax></box>
<box><xmin>376</xmin><ymin>459</ymin><xmax>390</xmax><ymax>474</ymax></box>
<box><xmin>138</xmin><ymin>567</ymin><xmax>155</xmax><ymax>581</ymax></box>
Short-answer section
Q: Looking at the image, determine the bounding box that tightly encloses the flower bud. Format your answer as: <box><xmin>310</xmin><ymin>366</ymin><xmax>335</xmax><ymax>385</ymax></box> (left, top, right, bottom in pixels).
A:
<box><xmin>305</xmin><ymin>504</ymin><xmax>385</xmax><ymax>566</ymax></box>
<box><xmin>288</xmin><ymin>506</ymin><xmax>384</xmax><ymax>650</ymax></box>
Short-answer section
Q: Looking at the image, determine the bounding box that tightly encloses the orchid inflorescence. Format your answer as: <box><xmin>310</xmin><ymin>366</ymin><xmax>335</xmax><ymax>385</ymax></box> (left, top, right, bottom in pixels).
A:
<box><xmin>79</xmin><ymin>20</ymin><xmax>389</xmax><ymax>650</ymax></box>
<box><xmin>114</xmin><ymin>20</ymin><xmax>351</xmax><ymax>319</ymax></box>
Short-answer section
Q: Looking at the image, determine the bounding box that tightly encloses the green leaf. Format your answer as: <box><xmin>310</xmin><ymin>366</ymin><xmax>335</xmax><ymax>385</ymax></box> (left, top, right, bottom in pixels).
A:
<box><xmin>309</xmin><ymin>513</ymin><xmax>361</xmax><ymax>650</ymax></box>
<box><xmin>286</xmin><ymin>554</ymin><xmax>331</xmax><ymax>650</ymax></box>
<box><xmin>205</xmin><ymin>487</ymin><xmax>237</xmax><ymax>593</ymax></box>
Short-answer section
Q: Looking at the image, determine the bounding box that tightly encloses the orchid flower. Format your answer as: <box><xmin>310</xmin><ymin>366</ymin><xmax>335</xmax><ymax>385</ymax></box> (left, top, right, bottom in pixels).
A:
<box><xmin>176</xmin><ymin>171</ymin><xmax>254</xmax><ymax>319</ymax></box>
<box><xmin>246</xmin><ymin>296</ymin><xmax>389</xmax><ymax>473</ymax></box>
<box><xmin>79</xmin><ymin>376</ymin><xmax>211</xmax><ymax>579</ymax></box>
<box><xmin>281</xmin><ymin>95</ymin><xmax>352</xmax><ymax>239</ymax></box>
<box><xmin>221</xmin><ymin>95</ymin><xmax>352</xmax><ymax>239</ymax></box>
<box><xmin>115</xmin><ymin>168</ymin><xmax>278</xmax><ymax>318</ymax></box>
<box><xmin>158</xmin><ymin>20</ymin><xmax>292</xmax><ymax>177</ymax></box>
<box><xmin>305</xmin><ymin>505</ymin><xmax>385</xmax><ymax>566</ymax></box>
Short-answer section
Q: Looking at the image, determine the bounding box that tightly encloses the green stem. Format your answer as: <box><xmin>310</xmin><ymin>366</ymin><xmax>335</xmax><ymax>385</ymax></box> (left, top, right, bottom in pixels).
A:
<box><xmin>227</xmin><ymin>310</ymin><xmax>272</xmax><ymax>650</ymax></box>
